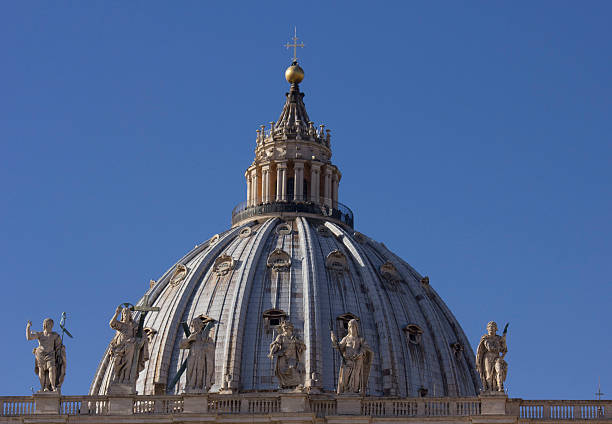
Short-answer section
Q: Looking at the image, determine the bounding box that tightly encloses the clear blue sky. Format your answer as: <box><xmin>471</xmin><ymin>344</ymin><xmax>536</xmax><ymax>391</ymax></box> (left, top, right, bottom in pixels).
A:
<box><xmin>1</xmin><ymin>1</ymin><xmax>610</xmax><ymax>400</ymax></box>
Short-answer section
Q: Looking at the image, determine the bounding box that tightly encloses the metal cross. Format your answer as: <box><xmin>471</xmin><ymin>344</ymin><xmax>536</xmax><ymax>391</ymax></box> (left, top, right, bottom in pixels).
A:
<box><xmin>595</xmin><ymin>378</ymin><xmax>605</xmax><ymax>400</ymax></box>
<box><xmin>59</xmin><ymin>312</ymin><xmax>74</xmax><ymax>342</ymax></box>
<box><xmin>285</xmin><ymin>27</ymin><xmax>304</xmax><ymax>62</ymax></box>
<box><xmin>134</xmin><ymin>294</ymin><xmax>160</xmax><ymax>313</ymax></box>
<box><xmin>133</xmin><ymin>294</ymin><xmax>160</xmax><ymax>338</ymax></box>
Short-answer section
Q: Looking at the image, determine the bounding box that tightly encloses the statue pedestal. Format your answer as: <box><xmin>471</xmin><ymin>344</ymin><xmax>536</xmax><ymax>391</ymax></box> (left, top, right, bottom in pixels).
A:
<box><xmin>183</xmin><ymin>394</ymin><xmax>209</xmax><ymax>414</ymax></box>
<box><xmin>33</xmin><ymin>391</ymin><xmax>60</xmax><ymax>414</ymax></box>
<box><xmin>336</xmin><ymin>395</ymin><xmax>362</xmax><ymax>415</ymax></box>
<box><xmin>480</xmin><ymin>391</ymin><xmax>507</xmax><ymax>415</ymax></box>
<box><xmin>108</xmin><ymin>396</ymin><xmax>134</xmax><ymax>415</ymax></box>
<box><xmin>280</xmin><ymin>393</ymin><xmax>308</xmax><ymax>413</ymax></box>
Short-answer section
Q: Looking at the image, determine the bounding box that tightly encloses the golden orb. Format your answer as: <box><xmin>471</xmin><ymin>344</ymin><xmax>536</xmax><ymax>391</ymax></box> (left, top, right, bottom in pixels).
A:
<box><xmin>285</xmin><ymin>63</ymin><xmax>304</xmax><ymax>84</ymax></box>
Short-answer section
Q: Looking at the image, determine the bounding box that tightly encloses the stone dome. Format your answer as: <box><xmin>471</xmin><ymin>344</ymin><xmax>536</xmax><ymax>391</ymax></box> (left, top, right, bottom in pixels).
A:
<box><xmin>90</xmin><ymin>61</ymin><xmax>481</xmax><ymax>398</ymax></box>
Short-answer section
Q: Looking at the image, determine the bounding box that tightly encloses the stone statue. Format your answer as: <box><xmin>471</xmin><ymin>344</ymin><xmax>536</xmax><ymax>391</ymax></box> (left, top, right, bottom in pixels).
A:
<box><xmin>108</xmin><ymin>305</ymin><xmax>150</xmax><ymax>392</ymax></box>
<box><xmin>26</xmin><ymin>318</ymin><xmax>66</xmax><ymax>392</ymax></box>
<box><xmin>476</xmin><ymin>321</ymin><xmax>508</xmax><ymax>392</ymax></box>
<box><xmin>179</xmin><ymin>317</ymin><xmax>216</xmax><ymax>393</ymax></box>
<box><xmin>268</xmin><ymin>320</ymin><xmax>306</xmax><ymax>389</ymax></box>
<box><xmin>330</xmin><ymin>319</ymin><xmax>373</xmax><ymax>395</ymax></box>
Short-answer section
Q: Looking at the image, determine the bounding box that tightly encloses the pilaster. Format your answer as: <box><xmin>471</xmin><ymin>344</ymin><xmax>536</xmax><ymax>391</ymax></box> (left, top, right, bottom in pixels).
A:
<box><xmin>251</xmin><ymin>168</ymin><xmax>259</xmax><ymax>206</ymax></box>
<box><xmin>310</xmin><ymin>162</ymin><xmax>321</xmax><ymax>204</ymax></box>
<box><xmin>324</xmin><ymin>166</ymin><xmax>332</xmax><ymax>207</ymax></box>
<box><xmin>294</xmin><ymin>160</ymin><xmax>305</xmax><ymax>202</ymax></box>
<box><xmin>276</xmin><ymin>162</ymin><xmax>288</xmax><ymax>202</ymax></box>
<box><xmin>261</xmin><ymin>164</ymin><xmax>270</xmax><ymax>204</ymax></box>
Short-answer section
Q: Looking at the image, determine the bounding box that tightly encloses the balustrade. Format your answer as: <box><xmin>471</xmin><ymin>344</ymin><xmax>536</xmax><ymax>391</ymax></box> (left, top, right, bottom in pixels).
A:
<box><xmin>0</xmin><ymin>394</ymin><xmax>610</xmax><ymax>420</ymax></box>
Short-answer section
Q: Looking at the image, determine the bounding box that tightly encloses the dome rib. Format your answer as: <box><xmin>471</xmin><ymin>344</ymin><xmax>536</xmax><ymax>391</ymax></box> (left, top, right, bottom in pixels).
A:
<box><xmin>223</xmin><ymin>218</ymin><xmax>278</xmax><ymax>392</ymax></box>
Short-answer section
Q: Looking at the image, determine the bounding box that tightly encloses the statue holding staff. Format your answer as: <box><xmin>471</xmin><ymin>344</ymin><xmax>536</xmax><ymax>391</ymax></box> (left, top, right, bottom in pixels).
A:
<box><xmin>330</xmin><ymin>319</ymin><xmax>373</xmax><ymax>395</ymax></box>
<box><xmin>476</xmin><ymin>321</ymin><xmax>508</xmax><ymax>392</ymax></box>
<box><xmin>108</xmin><ymin>305</ymin><xmax>149</xmax><ymax>386</ymax></box>
<box><xmin>26</xmin><ymin>318</ymin><xmax>66</xmax><ymax>392</ymax></box>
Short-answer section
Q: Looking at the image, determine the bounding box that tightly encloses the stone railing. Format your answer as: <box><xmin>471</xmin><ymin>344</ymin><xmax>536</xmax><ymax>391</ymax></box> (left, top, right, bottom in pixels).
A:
<box><xmin>1</xmin><ymin>394</ymin><xmax>611</xmax><ymax>421</ymax></box>
<box><xmin>517</xmin><ymin>399</ymin><xmax>610</xmax><ymax>421</ymax></box>
<box><xmin>360</xmin><ymin>397</ymin><xmax>481</xmax><ymax>417</ymax></box>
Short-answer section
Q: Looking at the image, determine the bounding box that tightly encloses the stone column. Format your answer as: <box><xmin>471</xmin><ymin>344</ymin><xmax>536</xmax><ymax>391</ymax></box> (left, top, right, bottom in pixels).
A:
<box><xmin>276</xmin><ymin>162</ymin><xmax>287</xmax><ymax>201</ymax></box>
<box><xmin>332</xmin><ymin>172</ymin><xmax>339</xmax><ymax>208</ymax></box>
<box><xmin>323</xmin><ymin>167</ymin><xmax>332</xmax><ymax>208</ymax></box>
<box><xmin>294</xmin><ymin>161</ymin><xmax>304</xmax><ymax>202</ymax></box>
<box><xmin>246</xmin><ymin>172</ymin><xmax>252</xmax><ymax>207</ymax></box>
<box><xmin>261</xmin><ymin>165</ymin><xmax>270</xmax><ymax>204</ymax></box>
<box><xmin>251</xmin><ymin>169</ymin><xmax>259</xmax><ymax>205</ymax></box>
<box><xmin>310</xmin><ymin>162</ymin><xmax>321</xmax><ymax>204</ymax></box>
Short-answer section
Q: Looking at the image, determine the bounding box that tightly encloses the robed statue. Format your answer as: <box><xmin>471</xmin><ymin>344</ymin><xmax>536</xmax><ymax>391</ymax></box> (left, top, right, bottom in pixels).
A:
<box><xmin>476</xmin><ymin>321</ymin><xmax>508</xmax><ymax>392</ymax></box>
<box><xmin>179</xmin><ymin>317</ymin><xmax>216</xmax><ymax>393</ymax></box>
<box><xmin>26</xmin><ymin>318</ymin><xmax>66</xmax><ymax>392</ymax></box>
<box><xmin>108</xmin><ymin>305</ymin><xmax>150</xmax><ymax>392</ymax></box>
<box><xmin>330</xmin><ymin>319</ymin><xmax>373</xmax><ymax>395</ymax></box>
<box><xmin>268</xmin><ymin>320</ymin><xmax>306</xmax><ymax>389</ymax></box>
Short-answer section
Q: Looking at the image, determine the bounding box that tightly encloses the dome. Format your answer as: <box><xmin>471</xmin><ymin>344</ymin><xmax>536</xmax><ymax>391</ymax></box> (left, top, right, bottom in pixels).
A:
<box><xmin>90</xmin><ymin>60</ymin><xmax>480</xmax><ymax>398</ymax></box>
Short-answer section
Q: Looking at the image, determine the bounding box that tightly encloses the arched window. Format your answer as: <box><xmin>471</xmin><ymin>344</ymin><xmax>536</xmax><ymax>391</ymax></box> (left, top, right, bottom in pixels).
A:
<box><xmin>404</xmin><ymin>324</ymin><xmax>424</xmax><ymax>345</ymax></box>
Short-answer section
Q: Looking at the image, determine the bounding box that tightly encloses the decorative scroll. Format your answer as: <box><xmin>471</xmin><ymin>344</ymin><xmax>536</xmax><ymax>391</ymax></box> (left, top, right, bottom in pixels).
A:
<box><xmin>266</xmin><ymin>249</ymin><xmax>291</xmax><ymax>271</ymax></box>
<box><xmin>380</xmin><ymin>261</ymin><xmax>402</xmax><ymax>282</ymax></box>
<box><xmin>238</xmin><ymin>226</ymin><xmax>253</xmax><ymax>238</ymax></box>
<box><xmin>213</xmin><ymin>254</ymin><xmax>235</xmax><ymax>276</ymax></box>
<box><xmin>275</xmin><ymin>223</ymin><xmax>292</xmax><ymax>235</ymax></box>
<box><xmin>170</xmin><ymin>264</ymin><xmax>188</xmax><ymax>287</ymax></box>
<box><xmin>326</xmin><ymin>250</ymin><xmax>348</xmax><ymax>273</ymax></box>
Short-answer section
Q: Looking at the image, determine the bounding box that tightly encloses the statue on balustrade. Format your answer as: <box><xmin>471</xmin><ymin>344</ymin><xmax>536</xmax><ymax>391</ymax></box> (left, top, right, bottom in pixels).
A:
<box><xmin>108</xmin><ymin>305</ymin><xmax>150</xmax><ymax>393</ymax></box>
<box><xmin>179</xmin><ymin>317</ymin><xmax>216</xmax><ymax>393</ymax></box>
<box><xmin>476</xmin><ymin>321</ymin><xmax>508</xmax><ymax>392</ymax></box>
<box><xmin>26</xmin><ymin>318</ymin><xmax>66</xmax><ymax>392</ymax></box>
<box><xmin>268</xmin><ymin>320</ymin><xmax>306</xmax><ymax>389</ymax></box>
<box><xmin>330</xmin><ymin>318</ymin><xmax>373</xmax><ymax>395</ymax></box>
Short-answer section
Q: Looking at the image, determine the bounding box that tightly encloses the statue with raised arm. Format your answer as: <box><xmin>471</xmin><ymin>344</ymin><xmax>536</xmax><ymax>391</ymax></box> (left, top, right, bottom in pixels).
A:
<box><xmin>179</xmin><ymin>317</ymin><xmax>216</xmax><ymax>393</ymax></box>
<box><xmin>330</xmin><ymin>319</ymin><xmax>373</xmax><ymax>395</ymax></box>
<box><xmin>26</xmin><ymin>318</ymin><xmax>66</xmax><ymax>392</ymax></box>
<box><xmin>108</xmin><ymin>305</ymin><xmax>150</xmax><ymax>392</ymax></box>
<box><xmin>476</xmin><ymin>321</ymin><xmax>508</xmax><ymax>392</ymax></box>
<box><xmin>268</xmin><ymin>320</ymin><xmax>306</xmax><ymax>389</ymax></box>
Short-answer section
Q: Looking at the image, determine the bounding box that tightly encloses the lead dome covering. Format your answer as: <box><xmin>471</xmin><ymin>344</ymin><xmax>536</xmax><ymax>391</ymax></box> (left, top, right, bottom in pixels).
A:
<box><xmin>90</xmin><ymin>217</ymin><xmax>480</xmax><ymax>397</ymax></box>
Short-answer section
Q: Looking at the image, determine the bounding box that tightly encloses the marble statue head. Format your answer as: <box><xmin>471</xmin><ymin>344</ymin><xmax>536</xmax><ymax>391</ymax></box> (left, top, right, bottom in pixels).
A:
<box><xmin>120</xmin><ymin>307</ymin><xmax>133</xmax><ymax>323</ymax></box>
<box><xmin>348</xmin><ymin>319</ymin><xmax>359</xmax><ymax>336</ymax></box>
<box><xmin>487</xmin><ymin>321</ymin><xmax>498</xmax><ymax>335</ymax></box>
<box><xmin>190</xmin><ymin>317</ymin><xmax>205</xmax><ymax>333</ymax></box>
<box><xmin>43</xmin><ymin>318</ymin><xmax>54</xmax><ymax>332</ymax></box>
<box><xmin>280</xmin><ymin>320</ymin><xmax>294</xmax><ymax>335</ymax></box>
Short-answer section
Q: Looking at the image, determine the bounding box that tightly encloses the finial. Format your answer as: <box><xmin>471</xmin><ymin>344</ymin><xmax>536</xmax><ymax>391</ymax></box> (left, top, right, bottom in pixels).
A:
<box><xmin>285</xmin><ymin>27</ymin><xmax>304</xmax><ymax>62</ymax></box>
<box><xmin>284</xmin><ymin>28</ymin><xmax>305</xmax><ymax>84</ymax></box>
